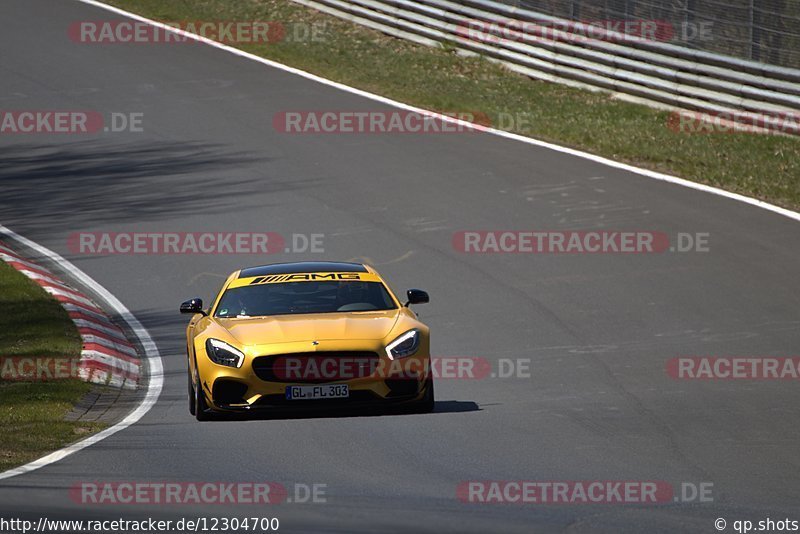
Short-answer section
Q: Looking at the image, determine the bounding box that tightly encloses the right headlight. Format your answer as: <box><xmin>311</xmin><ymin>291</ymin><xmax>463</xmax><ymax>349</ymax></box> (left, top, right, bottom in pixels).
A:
<box><xmin>385</xmin><ymin>329</ymin><xmax>420</xmax><ymax>360</ymax></box>
<box><xmin>205</xmin><ymin>338</ymin><xmax>245</xmax><ymax>368</ymax></box>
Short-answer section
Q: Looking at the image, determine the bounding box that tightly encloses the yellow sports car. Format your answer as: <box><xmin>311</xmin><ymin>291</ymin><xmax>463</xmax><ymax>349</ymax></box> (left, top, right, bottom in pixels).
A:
<box><xmin>180</xmin><ymin>261</ymin><xmax>433</xmax><ymax>420</ymax></box>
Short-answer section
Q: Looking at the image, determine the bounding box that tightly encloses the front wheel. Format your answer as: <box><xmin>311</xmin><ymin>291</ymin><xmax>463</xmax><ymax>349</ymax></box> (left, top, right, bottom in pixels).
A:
<box><xmin>194</xmin><ymin>374</ymin><xmax>211</xmax><ymax>422</ymax></box>
<box><xmin>409</xmin><ymin>377</ymin><xmax>435</xmax><ymax>414</ymax></box>
<box><xmin>188</xmin><ymin>368</ymin><xmax>196</xmax><ymax>416</ymax></box>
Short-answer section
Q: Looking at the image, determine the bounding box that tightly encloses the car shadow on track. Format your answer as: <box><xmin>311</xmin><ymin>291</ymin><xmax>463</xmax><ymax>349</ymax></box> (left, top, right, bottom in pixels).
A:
<box><xmin>202</xmin><ymin>400</ymin><xmax>481</xmax><ymax>422</ymax></box>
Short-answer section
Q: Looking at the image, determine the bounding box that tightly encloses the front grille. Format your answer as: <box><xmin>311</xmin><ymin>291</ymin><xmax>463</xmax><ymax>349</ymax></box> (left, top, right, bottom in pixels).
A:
<box><xmin>252</xmin><ymin>351</ymin><xmax>381</xmax><ymax>383</ymax></box>
<box><xmin>255</xmin><ymin>389</ymin><xmax>382</xmax><ymax>407</ymax></box>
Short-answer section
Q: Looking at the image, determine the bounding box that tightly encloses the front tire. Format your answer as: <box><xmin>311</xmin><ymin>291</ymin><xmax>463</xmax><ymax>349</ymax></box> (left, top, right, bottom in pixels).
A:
<box><xmin>188</xmin><ymin>369</ymin><xmax>196</xmax><ymax>416</ymax></box>
<box><xmin>194</xmin><ymin>375</ymin><xmax>211</xmax><ymax>422</ymax></box>
<box><xmin>409</xmin><ymin>377</ymin><xmax>435</xmax><ymax>413</ymax></box>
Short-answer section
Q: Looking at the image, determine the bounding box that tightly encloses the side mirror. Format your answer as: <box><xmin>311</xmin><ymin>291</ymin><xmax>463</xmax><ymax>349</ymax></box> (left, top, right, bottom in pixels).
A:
<box><xmin>404</xmin><ymin>289</ymin><xmax>429</xmax><ymax>307</ymax></box>
<box><xmin>180</xmin><ymin>298</ymin><xmax>206</xmax><ymax>315</ymax></box>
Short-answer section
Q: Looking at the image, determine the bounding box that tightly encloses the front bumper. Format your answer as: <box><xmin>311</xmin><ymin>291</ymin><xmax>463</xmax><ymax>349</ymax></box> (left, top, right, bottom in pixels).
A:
<box><xmin>196</xmin><ymin>340</ymin><xmax>431</xmax><ymax>412</ymax></box>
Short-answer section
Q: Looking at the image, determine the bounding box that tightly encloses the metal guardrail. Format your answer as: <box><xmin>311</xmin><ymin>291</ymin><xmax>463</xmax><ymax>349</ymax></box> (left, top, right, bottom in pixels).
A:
<box><xmin>507</xmin><ymin>0</ymin><xmax>800</xmax><ymax>70</ymax></box>
<box><xmin>291</xmin><ymin>0</ymin><xmax>800</xmax><ymax>135</ymax></box>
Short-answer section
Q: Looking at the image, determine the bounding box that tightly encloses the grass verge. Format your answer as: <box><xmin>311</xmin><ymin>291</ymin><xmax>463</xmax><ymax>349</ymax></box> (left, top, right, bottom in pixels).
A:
<box><xmin>106</xmin><ymin>0</ymin><xmax>799</xmax><ymax>210</ymax></box>
<box><xmin>0</xmin><ymin>260</ymin><xmax>102</xmax><ymax>472</ymax></box>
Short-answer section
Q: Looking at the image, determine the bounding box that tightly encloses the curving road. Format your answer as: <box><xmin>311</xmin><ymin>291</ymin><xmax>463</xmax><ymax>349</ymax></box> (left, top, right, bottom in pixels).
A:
<box><xmin>1</xmin><ymin>1</ymin><xmax>799</xmax><ymax>532</ymax></box>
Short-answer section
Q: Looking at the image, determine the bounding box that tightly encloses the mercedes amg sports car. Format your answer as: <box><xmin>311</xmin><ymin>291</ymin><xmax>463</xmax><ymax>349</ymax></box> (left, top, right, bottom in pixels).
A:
<box><xmin>180</xmin><ymin>261</ymin><xmax>433</xmax><ymax>420</ymax></box>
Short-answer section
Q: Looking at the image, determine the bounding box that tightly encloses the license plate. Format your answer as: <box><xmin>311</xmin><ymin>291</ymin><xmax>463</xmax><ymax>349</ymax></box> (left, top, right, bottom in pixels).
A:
<box><xmin>285</xmin><ymin>384</ymin><xmax>350</xmax><ymax>400</ymax></box>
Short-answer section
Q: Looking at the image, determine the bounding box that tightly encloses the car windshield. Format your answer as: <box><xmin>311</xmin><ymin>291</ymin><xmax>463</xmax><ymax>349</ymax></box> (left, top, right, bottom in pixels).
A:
<box><xmin>214</xmin><ymin>281</ymin><xmax>397</xmax><ymax>317</ymax></box>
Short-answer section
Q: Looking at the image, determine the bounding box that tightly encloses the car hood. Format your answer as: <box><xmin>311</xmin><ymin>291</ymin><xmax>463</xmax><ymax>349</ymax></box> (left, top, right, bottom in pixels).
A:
<box><xmin>216</xmin><ymin>310</ymin><xmax>401</xmax><ymax>346</ymax></box>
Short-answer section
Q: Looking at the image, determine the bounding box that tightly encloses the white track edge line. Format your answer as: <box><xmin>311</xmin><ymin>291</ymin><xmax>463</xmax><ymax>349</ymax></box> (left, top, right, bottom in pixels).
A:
<box><xmin>73</xmin><ymin>0</ymin><xmax>800</xmax><ymax>224</ymax></box>
<box><xmin>0</xmin><ymin>0</ymin><xmax>793</xmax><ymax>481</ymax></box>
<box><xmin>0</xmin><ymin>225</ymin><xmax>163</xmax><ymax>481</ymax></box>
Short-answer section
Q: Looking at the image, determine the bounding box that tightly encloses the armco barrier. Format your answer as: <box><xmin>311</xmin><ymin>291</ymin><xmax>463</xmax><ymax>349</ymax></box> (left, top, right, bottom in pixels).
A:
<box><xmin>291</xmin><ymin>0</ymin><xmax>800</xmax><ymax>135</ymax></box>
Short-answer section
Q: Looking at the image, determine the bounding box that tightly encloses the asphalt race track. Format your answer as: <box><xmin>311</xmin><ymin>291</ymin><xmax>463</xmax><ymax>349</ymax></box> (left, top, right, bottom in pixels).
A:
<box><xmin>1</xmin><ymin>1</ymin><xmax>799</xmax><ymax>532</ymax></box>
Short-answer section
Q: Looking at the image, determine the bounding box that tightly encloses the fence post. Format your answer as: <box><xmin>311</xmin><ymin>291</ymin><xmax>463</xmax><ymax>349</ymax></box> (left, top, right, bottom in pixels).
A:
<box><xmin>686</xmin><ymin>0</ymin><xmax>695</xmax><ymax>48</ymax></box>
<box><xmin>749</xmin><ymin>0</ymin><xmax>761</xmax><ymax>61</ymax></box>
<box><xmin>570</xmin><ymin>0</ymin><xmax>580</xmax><ymax>20</ymax></box>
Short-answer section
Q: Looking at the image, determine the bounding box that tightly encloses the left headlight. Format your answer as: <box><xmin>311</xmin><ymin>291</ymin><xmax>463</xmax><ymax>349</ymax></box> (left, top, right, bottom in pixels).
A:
<box><xmin>385</xmin><ymin>329</ymin><xmax>420</xmax><ymax>360</ymax></box>
<box><xmin>205</xmin><ymin>338</ymin><xmax>245</xmax><ymax>368</ymax></box>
